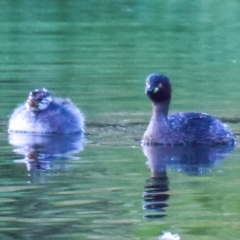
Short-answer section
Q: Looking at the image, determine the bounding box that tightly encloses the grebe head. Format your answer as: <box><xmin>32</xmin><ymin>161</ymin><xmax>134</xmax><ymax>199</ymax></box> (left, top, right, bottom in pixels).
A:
<box><xmin>26</xmin><ymin>88</ymin><xmax>52</xmax><ymax>111</ymax></box>
<box><xmin>145</xmin><ymin>73</ymin><xmax>172</xmax><ymax>103</ymax></box>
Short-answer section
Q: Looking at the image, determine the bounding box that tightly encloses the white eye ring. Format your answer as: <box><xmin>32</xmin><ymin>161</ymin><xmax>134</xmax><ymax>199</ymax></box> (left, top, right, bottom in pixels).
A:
<box><xmin>158</xmin><ymin>83</ymin><xmax>163</xmax><ymax>88</ymax></box>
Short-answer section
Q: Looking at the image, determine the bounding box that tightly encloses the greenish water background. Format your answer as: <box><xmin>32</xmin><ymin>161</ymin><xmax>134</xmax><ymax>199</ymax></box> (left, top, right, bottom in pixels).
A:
<box><xmin>0</xmin><ymin>1</ymin><xmax>240</xmax><ymax>239</ymax></box>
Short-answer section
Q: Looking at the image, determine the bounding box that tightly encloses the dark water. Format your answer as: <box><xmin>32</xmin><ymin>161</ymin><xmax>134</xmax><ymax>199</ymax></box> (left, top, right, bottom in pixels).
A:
<box><xmin>1</xmin><ymin>1</ymin><xmax>240</xmax><ymax>240</ymax></box>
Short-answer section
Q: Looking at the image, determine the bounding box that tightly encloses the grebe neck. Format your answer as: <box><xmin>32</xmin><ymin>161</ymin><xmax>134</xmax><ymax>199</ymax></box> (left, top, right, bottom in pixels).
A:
<box><xmin>152</xmin><ymin>101</ymin><xmax>170</xmax><ymax>120</ymax></box>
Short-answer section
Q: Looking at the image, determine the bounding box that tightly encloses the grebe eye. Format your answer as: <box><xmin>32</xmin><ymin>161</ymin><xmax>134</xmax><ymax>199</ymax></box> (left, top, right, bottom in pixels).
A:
<box><xmin>158</xmin><ymin>83</ymin><xmax>163</xmax><ymax>88</ymax></box>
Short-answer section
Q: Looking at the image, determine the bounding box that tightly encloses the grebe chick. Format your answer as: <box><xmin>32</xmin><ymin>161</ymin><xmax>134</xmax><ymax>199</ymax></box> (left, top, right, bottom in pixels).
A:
<box><xmin>143</xmin><ymin>73</ymin><xmax>236</xmax><ymax>145</ymax></box>
<box><xmin>8</xmin><ymin>88</ymin><xmax>84</xmax><ymax>134</ymax></box>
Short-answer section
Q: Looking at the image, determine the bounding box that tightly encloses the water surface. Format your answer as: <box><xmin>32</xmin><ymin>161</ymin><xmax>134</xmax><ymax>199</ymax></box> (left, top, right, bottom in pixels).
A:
<box><xmin>1</xmin><ymin>1</ymin><xmax>240</xmax><ymax>240</ymax></box>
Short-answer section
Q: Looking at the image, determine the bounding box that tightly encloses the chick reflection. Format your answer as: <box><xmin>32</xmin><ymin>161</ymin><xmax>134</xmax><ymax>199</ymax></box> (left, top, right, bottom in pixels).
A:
<box><xmin>9</xmin><ymin>133</ymin><xmax>84</xmax><ymax>171</ymax></box>
<box><xmin>142</xmin><ymin>144</ymin><xmax>235</xmax><ymax>219</ymax></box>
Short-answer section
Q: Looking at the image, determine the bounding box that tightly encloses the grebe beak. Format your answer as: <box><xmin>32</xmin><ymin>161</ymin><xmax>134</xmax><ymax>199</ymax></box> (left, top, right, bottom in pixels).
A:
<box><xmin>27</xmin><ymin>99</ymin><xmax>39</xmax><ymax>107</ymax></box>
<box><xmin>145</xmin><ymin>86</ymin><xmax>159</xmax><ymax>94</ymax></box>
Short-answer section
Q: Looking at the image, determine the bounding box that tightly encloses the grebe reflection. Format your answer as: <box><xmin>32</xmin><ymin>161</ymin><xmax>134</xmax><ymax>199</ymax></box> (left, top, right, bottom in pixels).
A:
<box><xmin>9</xmin><ymin>133</ymin><xmax>84</xmax><ymax>171</ymax></box>
<box><xmin>142</xmin><ymin>144</ymin><xmax>235</xmax><ymax>219</ymax></box>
